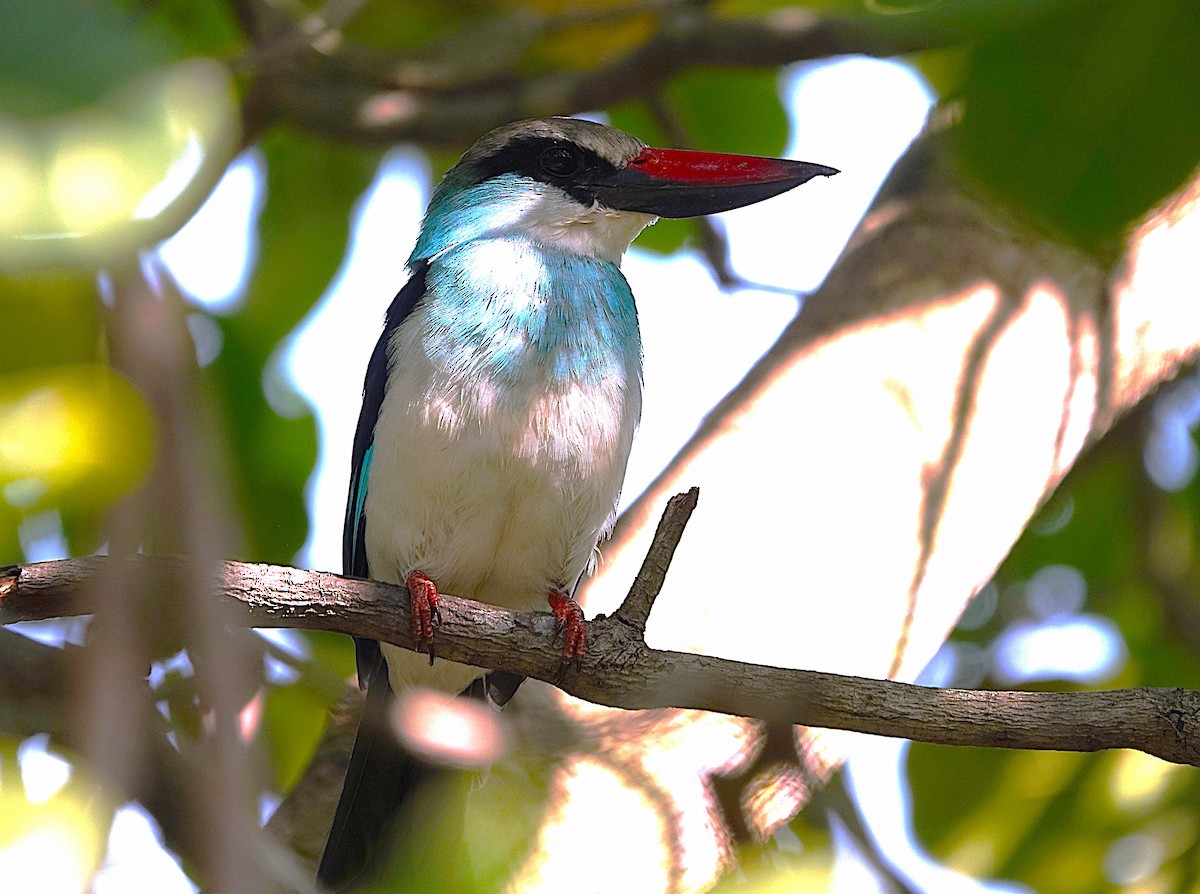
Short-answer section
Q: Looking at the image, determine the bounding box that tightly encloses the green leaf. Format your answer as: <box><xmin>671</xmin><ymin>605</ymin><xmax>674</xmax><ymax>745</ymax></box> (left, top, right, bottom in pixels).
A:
<box><xmin>262</xmin><ymin>682</ymin><xmax>332</xmax><ymax>792</ymax></box>
<box><xmin>0</xmin><ymin>273</ymin><xmax>102</xmax><ymax>374</ymax></box>
<box><xmin>0</xmin><ymin>60</ymin><xmax>241</xmax><ymax>271</ymax></box>
<box><xmin>301</xmin><ymin>631</ymin><xmax>358</xmax><ymax>684</ymax></box>
<box><xmin>665</xmin><ymin>68</ymin><xmax>789</xmax><ymax>158</ymax></box>
<box><xmin>955</xmin><ymin>0</ymin><xmax>1200</xmax><ymax>253</ymax></box>
<box><xmin>0</xmin><ymin>0</ymin><xmax>176</xmax><ymax>116</ymax></box>
<box><xmin>114</xmin><ymin>0</ymin><xmax>244</xmax><ymax>59</ymax></box>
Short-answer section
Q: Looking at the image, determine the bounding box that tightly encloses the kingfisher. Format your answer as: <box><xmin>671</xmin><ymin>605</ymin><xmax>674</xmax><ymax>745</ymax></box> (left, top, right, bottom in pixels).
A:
<box><xmin>317</xmin><ymin>117</ymin><xmax>836</xmax><ymax>889</ymax></box>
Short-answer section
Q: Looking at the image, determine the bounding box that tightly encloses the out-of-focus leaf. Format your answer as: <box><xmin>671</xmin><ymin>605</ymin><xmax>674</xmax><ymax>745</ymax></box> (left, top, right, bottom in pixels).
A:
<box><xmin>0</xmin><ymin>273</ymin><xmax>102</xmax><ymax>373</ymax></box>
<box><xmin>0</xmin><ymin>59</ymin><xmax>240</xmax><ymax>271</ymax></box>
<box><xmin>301</xmin><ymin>631</ymin><xmax>358</xmax><ymax>684</ymax></box>
<box><xmin>909</xmin><ymin>45</ymin><xmax>969</xmax><ymax>98</ymax></box>
<box><xmin>956</xmin><ymin>0</ymin><xmax>1200</xmax><ymax>252</ymax></box>
<box><xmin>722</xmin><ymin>808</ymin><xmax>834</xmax><ymax>893</ymax></box>
<box><xmin>210</xmin><ymin>130</ymin><xmax>377</xmax><ymax>563</ymax></box>
<box><xmin>0</xmin><ymin>273</ymin><xmax>110</xmax><ymax>557</ymax></box>
<box><xmin>114</xmin><ymin>0</ymin><xmax>244</xmax><ymax>59</ymax></box>
<box><xmin>0</xmin><ymin>364</ymin><xmax>154</xmax><ymax>516</ymax></box>
<box><xmin>465</xmin><ymin>757</ymin><xmax>554</xmax><ymax>892</ymax></box>
<box><xmin>262</xmin><ymin>682</ymin><xmax>332</xmax><ymax>792</ymax></box>
<box><xmin>667</xmin><ymin>69</ymin><xmax>788</xmax><ymax>158</ymax></box>
<box><xmin>522</xmin><ymin>0</ymin><xmax>659</xmax><ymax>72</ymax></box>
<box><xmin>0</xmin><ymin>0</ymin><xmax>175</xmax><ymax>116</ymax></box>
<box><xmin>909</xmin><ymin>746</ymin><xmax>1089</xmax><ymax>880</ymax></box>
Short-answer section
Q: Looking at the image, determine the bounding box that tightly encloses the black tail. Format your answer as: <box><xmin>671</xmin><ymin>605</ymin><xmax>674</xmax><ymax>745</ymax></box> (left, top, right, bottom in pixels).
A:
<box><xmin>317</xmin><ymin>645</ymin><xmax>525</xmax><ymax>891</ymax></box>
<box><xmin>317</xmin><ymin>650</ymin><xmax>423</xmax><ymax>890</ymax></box>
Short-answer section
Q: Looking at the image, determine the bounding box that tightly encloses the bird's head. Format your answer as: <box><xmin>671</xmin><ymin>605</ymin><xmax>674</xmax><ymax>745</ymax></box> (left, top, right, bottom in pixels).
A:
<box><xmin>409</xmin><ymin>117</ymin><xmax>838</xmax><ymax>266</ymax></box>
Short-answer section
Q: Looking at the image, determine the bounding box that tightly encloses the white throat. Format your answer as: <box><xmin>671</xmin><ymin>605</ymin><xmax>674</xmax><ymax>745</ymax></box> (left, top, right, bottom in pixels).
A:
<box><xmin>507</xmin><ymin>188</ymin><xmax>657</xmax><ymax>263</ymax></box>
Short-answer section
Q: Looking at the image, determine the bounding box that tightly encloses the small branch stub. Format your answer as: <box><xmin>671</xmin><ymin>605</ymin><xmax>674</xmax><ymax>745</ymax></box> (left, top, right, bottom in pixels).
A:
<box><xmin>0</xmin><ymin>566</ymin><xmax>18</xmax><ymax>598</ymax></box>
<box><xmin>614</xmin><ymin>486</ymin><xmax>699</xmax><ymax>634</ymax></box>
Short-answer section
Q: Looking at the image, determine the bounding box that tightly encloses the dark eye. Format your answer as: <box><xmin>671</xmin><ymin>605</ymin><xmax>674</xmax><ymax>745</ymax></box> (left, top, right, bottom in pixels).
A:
<box><xmin>539</xmin><ymin>145</ymin><xmax>581</xmax><ymax>177</ymax></box>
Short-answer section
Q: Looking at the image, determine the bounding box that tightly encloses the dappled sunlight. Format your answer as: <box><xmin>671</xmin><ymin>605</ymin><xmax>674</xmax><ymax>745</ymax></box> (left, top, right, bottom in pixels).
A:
<box><xmin>743</xmin><ymin>761</ymin><xmax>809</xmax><ymax>838</ymax></box>
<box><xmin>509</xmin><ymin>754</ymin><xmax>675</xmax><ymax>894</ymax></box>
<box><xmin>568</xmin><ymin>259</ymin><xmax>1128</xmax><ymax>887</ymax></box>
<box><xmin>1095</xmin><ymin>753</ymin><xmax>1199</xmax><ymax>889</ymax></box>
<box><xmin>586</xmin><ymin>276</ymin><xmax>1098</xmax><ymax>686</ymax></box>
<box><xmin>0</xmin><ymin>773</ymin><xmax>107</xmax><ymax>893</ymax></box>
<box><xmin>1109</xmin><ymin>751</ymin><xmax>1186</xmax><ymax>815</ymax></box>
<box><xmin>524</xmin><ymin>698</ymin><xmax>759</xmax><ymax>889</ymax></box>
<box><xmin>392</xmin><ymin>687</ymin><xmax>507</xmax><ymax>769</ymax></box>
<box><xmin>49</xmin><ymin>119</ymin><xmax>140</xmax><ymax>234</ymax></box>
<box><xmin>1112</xmin><ymin>170</ymin><xmax>1200</xmax><ymax>407</ymax></box>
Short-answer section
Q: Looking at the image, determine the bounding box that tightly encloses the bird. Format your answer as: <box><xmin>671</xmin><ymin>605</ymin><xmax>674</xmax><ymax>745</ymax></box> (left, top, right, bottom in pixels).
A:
<box><xmin>316</xmin><ymin>116</ymin><xmax>837</xmax><ymax>889</ymax></box>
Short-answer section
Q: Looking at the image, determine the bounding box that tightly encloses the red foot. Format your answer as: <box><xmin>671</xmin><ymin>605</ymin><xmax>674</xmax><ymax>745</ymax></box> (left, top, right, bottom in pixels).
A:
<box><xmin>406</xmin><ymin>570</ymin><xmax>442</xmax><ymax>664</ymax></box>
<box><xmin>547</xmin><ymin>589</ymin><xmax>587</xmax><ymax>663</ymax></box>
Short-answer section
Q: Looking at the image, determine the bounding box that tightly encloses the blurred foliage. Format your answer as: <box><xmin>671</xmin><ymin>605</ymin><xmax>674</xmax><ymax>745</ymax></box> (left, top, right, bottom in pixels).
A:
<box><xmin>909</xmin><ymin>397</ymin><xmax>1200</xmax><ymax>892</ymax></box>
<box><xmin>2</xmin><ymin>0</ymin><xmax>1200</xmax><ymax>890</ymax></box>
<box><xmin>352</xmin><ymin>757</ymin><xmax>555</xmax><ymax>893</ymax></box>
<box><xmin>0</xmin><ymin>0</ymin><xmax>240</xmax><ymax>269</ymax></box>
<box><xmin>954</xmin><ymin>0</ymin><xmax>1200</xmax><ymax>255</ymax></box>
<box><xmin>715</xmin><ymin>807</ymin><xmax>837</xmax><ymax>893</ymax></box>
<box><xmin>208</xmin><ymin>129</ymin><xmax>374</xmax><ymax>564</ymax></box>
<box><xmin>0</xmin><ymin>738</ymin><xmax>112</xmax><ymax>889</ymax></box>
<box><xmin>0</xmin><ymin>364</ymin><xmax>155</xmax><ymax>513</ymax></box>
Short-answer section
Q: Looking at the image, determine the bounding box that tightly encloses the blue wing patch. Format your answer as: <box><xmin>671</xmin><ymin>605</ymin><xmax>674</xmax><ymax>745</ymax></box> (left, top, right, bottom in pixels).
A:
<box><xmin>350</xmin><ymin>443</ymin><xmax>373</xmax><ymax>569</ymax></box>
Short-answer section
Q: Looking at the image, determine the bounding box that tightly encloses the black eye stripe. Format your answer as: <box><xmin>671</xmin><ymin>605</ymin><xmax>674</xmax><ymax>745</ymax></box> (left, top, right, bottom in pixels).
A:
<box><xmin>471</xmin><ymin>137</ymin><xmax>619</xmax><ymax>194</ymax></box>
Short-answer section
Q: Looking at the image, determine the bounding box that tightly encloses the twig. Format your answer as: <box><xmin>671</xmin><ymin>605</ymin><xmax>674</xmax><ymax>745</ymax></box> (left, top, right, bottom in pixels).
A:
<box><xmin>613</xmin><ymin>486</ymin><xmax>699</xmax><ymax>633</ymax></box>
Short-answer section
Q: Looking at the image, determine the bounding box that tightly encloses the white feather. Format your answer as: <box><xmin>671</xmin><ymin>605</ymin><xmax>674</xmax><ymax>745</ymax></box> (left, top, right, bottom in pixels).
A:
<box><xmin>366</xmin><ymin>239</ymin><xmax>642</xmax><ymax>694</ymax></box>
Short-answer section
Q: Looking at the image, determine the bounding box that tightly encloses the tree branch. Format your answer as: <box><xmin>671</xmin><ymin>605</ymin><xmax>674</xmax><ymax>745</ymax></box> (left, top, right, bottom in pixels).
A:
<box><xmin>3</xmin><ymin>491</ymin><xmax>1197</xmax><ymax>769</ymax></box>
<box><xmin>236</xmin><ymin>2</ymin><xmax>1017</xmax><ymax>146</ymax></box>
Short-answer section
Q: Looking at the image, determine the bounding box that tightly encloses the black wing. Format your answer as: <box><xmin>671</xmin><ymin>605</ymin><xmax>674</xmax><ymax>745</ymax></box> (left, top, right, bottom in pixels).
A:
<box><xmin>343</xmin><ymin>260</ymin><xmax>430</xmax><ymax>582</ymax></box>
<box><xmin>342</xmin><ymin>260</ymin><xmax>429</xmax><ymax>689</ymax></box>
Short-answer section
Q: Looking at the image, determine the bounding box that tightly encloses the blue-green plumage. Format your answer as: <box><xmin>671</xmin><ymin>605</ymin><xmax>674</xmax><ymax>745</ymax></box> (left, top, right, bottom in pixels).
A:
<box><xmin>318</xmin><ymin>116</ymin><xmax>836</xmax><ymax>890</ymax></box>
<box><xmin>423</xmin><ymin>238</ymin><xmax>640</xmax><ymax>386</ymax></box>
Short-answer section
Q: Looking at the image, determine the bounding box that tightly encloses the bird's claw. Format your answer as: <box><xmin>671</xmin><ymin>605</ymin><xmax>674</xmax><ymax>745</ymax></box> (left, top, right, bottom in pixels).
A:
<box><xmin>547</xmin><ymin>589</ymin><xmax>587</xmax><ymax>668</ymax></box>
<box><xmin>407</xmin><ymin>570</ymin><xmax>442</xmax><ymax>665</ymax></box>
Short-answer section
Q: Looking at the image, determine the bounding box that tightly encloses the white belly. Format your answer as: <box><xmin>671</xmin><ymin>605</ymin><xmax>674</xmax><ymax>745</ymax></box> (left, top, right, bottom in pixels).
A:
<box><xmin>365</xmin><ymin>317</ymin><xmax>640</xmax><ymax>693</ymax></box>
